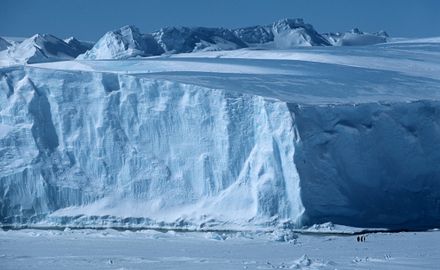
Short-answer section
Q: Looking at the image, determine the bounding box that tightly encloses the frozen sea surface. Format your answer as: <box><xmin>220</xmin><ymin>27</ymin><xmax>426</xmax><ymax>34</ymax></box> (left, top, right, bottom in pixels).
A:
<box><xmin>0</xmin><ymin>229</ymin><xmax>439</xmax><ymax>270</ymax></box>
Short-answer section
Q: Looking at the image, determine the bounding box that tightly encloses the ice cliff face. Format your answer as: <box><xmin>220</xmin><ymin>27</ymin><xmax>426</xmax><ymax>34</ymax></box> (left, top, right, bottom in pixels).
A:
<box><xmin>292</xmin><ymin>102</ymin><xmax>440</xmax><ymax>229</ymax></box>
<box><xmin>1</xmin><ymin>62</ymin><xmax>440</xmax><ymax>230</ymax></box>
<box><xmin>1</xmin><ymin>37</ymin><xmax>440</xmax><ymax>231</ymax></box>
<box><xmin>0</xmin><ymin>67</ymin><xmax>304</xmax><ymax>228</ymax></box>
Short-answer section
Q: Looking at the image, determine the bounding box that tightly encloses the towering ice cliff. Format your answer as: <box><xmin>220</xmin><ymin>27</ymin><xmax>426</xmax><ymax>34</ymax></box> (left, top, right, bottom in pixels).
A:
<box><xmin>0</xmin><ymin>67</ymin><xmax>304</xmax><ymax>228</ymax></box>
<box><xmin>1</xmin><ymin>35</ymin><xmax>440</xmax><ymax>231</ymax></box>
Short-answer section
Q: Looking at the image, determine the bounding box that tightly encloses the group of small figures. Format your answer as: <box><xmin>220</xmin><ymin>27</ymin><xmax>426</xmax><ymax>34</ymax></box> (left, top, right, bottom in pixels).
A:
<box><xmin>356</xmin><ymin>234</ymin><xmax>367</xmax><ymax>242</ymax></box>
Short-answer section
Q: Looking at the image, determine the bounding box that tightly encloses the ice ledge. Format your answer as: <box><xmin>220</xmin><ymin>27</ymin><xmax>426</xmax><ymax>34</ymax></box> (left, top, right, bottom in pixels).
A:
<box><xmin>1</xmin><ymin>63</ymin><xmax>440</xmax><ymax>230</ymax></box>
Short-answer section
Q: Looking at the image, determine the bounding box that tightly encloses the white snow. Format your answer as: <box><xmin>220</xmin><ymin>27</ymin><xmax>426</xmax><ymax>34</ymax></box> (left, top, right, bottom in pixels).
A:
<box><xmin>1</xmin><ymin>229</ymin><xmax>439</xmax><ymax>270</ymax></box>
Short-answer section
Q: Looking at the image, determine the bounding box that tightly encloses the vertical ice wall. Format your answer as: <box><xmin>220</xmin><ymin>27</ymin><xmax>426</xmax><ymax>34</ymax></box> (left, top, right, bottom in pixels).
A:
<box><xmin>0</xmin><ymin>67</ymin><xmax>304</xmax><ymax>227</ymax></box>
<box><xmin>291</xmin><ymin>102</ymin><xmax>440</xmax><ymax>229</ymax></box>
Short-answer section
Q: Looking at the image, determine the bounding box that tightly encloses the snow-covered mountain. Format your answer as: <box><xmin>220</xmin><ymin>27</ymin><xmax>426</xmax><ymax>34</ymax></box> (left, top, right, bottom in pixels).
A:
<box><xmin>233</xmin><ymin>25</ymin><xmax>274</xmax><ymax>44</ymax></box>
<box><xmin>271</xmin><ymin>18</ymin><xmax>330</xmax><ymax>47</ymax></box>
<box><xmin>0</xmin><ymin>37</ymin><xmax>12</xmax><ymax>51</ymax></box>
<box><xmin>323</xmin><ymin>28</ymin><xmax>388</xmax><ymax>46</ymax></box>
<box><xmin>233</xmin><ymin>18</ymin><xmax>330</xmax><ymax>48</ymax></box>
<box><xmin>0</xmin><ymin>19</ymin><xmax>391</xmax><ymax>64</ymax></box>
<box><xmin>78</xmin><ymin>18</ymin><xmax>388</xmax><ymax>60</ymax></box>
<box><xmin>78</xmin><ymin>25</ymin><xmax>163</xmax><ymax>60</ymax></box>
<box><xmin>0</xmin><ymin>34</ymin><xmax>91</xmax><ymax>64</ymax></box>
<box><xmin>153</xmin><ymin>26</ymin><xmax>247</xmax><ymax>53</ymax></box>
<box><xmin>64</xmin><ymin>37</ymin><xmax>94</xmax><ymax>55</ymax></box>
<box><xmin>1</xmin><ymin>38</ymin><xmax>440</xmax><ymax>230</ymax></box>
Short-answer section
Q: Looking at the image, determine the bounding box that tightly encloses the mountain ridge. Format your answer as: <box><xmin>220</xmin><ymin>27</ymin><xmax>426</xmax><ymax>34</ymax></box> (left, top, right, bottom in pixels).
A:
<box><xmin>1</xmin><ymin>18</ymin><xmax>390</xmax><ymax>63</ymax></box>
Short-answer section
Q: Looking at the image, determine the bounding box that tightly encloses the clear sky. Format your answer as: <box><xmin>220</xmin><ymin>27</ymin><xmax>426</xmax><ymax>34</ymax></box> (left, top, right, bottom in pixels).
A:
<box><xmin>1</xmin><ymin>0</ymin><xmax>439</xmax><ymax>41</ymax></box>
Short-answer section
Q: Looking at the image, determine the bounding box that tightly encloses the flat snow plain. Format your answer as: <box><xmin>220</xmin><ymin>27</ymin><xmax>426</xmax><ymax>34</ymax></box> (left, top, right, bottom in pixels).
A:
<box><xmin>29</xmin><ymin>40</ymin><xmax>440</xmax><ymax>105</ymax></box>
<box><xmin>1</xmin><ymin>229</ymin><xmax>440</xmax><ymax>270</ymax></box>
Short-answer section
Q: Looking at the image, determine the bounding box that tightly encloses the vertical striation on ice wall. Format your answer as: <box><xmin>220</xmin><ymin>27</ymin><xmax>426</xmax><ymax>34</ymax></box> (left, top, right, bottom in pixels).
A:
<box><xmin>1</xmin><ymin>64</ymin><xmax>440</xmax><ymax>230</ymax></box>
<box><xmin>0</xmin><ymin>67</ymin><xmax>304</xmax><ymax>228</ymax></box>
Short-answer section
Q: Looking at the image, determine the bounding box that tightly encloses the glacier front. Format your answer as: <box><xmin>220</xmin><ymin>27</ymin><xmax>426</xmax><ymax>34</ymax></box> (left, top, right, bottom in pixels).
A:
<box><xmin>1</xmin><ymin>39</ymin><xmax>440</xmax><ymax>230</ymax></box>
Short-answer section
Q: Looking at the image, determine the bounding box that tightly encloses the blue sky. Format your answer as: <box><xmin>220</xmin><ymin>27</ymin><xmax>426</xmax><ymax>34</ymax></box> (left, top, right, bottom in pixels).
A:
<box><xmin>1</xmin><ymin>0</ymin><xmax>439</xmax><ymax>40</ymax></box>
